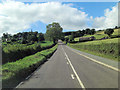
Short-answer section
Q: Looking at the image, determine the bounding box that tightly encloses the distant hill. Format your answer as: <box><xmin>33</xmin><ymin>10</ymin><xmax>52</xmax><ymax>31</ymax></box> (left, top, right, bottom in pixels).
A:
<box><xmin>74</xmin><ymin>28</ymin><xmax>120</xmax><ymax>41</ymax></box>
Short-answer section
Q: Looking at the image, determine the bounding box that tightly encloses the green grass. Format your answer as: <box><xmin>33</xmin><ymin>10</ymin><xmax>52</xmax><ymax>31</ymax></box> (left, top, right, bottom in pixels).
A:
<box><xmin>2</xmin><ymin>41</ymin><xmax>54</xmax><ymax>64</ymax></box>
<box><xmin>74</xmin><ymin>37</ymin><xmax>79</xmax><ymax>41</ymax></box>
<box><xmin>65</xmin><ymin>36</ymin><xmax>69</xmax><ymax>38</ymax></box>
<box><xmin>40</xmin><ymin>41</ymin><xmax>53</xmax><ymax>47</ymax></box>
<box><xmin>96</xmin><ymin>29</ymin><xmax>120</xmax><ymax>35</ymax></box>
<box><xmin>74</xmin><ymin>29</ymin><xmax>120</xmax><ymax>41</ymax></box>
<box><xmin>84</xmin><ymin>34</ymin><xmax>107</xmax><ymax>39</ymax></box>
<box><xmin>95</xmin><ymin>30</ymin><xmax>105</xmax><ymax>34</ymax></box>
<box><xmin>3</xmin><ymin>41</ymin><xmax>53</xmax><ymax>52</ymax></box>
<box><xmin>2</xmin><ymin>44</ymin><xmax>58</xmax><ymax>87</ymax></box>
<box><xmin>74</xmin><ymin>34</ymin><xmax>107</xmax><ymax>41</ymax></box>
<box><xmin>68</xmin><ymin>38</ymin><xmax>119</xmax><ymax>61</ymax></box>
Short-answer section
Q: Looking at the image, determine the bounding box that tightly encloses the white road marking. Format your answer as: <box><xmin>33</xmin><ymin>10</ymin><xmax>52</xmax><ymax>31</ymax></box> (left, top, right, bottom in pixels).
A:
<box><xmin>71</xmin><ymin>74</ymin><xmax>75</xmax><ymax>79</ymax></box>
<box><xmin>16</xmin><ymin>73</ymin><xmax>33</xmax><ymax>88</ymax></box>
<box><xmin>62</xmin><ymin>46</ymin><xmax>85</xmax><ymax>90</ymax></box>
<box><xmin>67</xmin><ymin>62</ymin><xmax>69</xmax><ymax>64</ymax></box>
<box><xmin>67</xmin><ymin>46</ymin><xmax>120</xmax><ymax>72</ymax></box>
<box><xmin>26</xmin><ymin>75</ymin><xmax>31</xmax><ymax>80</ymax></box>
<box><xmin>15</xmin><ymin>82</ymin><xmax>24</xmax><ymax>88</ymax></box>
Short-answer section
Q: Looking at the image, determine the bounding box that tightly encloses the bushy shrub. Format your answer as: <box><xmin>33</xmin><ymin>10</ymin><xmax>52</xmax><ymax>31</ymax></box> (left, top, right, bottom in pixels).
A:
<box><xmin>104</xmin><ymin>29</ymin><xmax>114</xmax><ymax>37</ymax></box>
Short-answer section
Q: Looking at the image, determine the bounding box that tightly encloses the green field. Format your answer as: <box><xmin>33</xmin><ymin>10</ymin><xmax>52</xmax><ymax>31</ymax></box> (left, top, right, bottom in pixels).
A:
<box><xmin>68</xmin><ymin>38</ymin><xmax>119</xmax><ymax>61</ymax></box>
<box><xmin>2</xmin><ymin>44</ymin><xmax>58</xmax><ymax>88</ymax></box>
<box><xmin>74</xmin><ymin>34</ymin><xmax>107</xmax><ymax>41</ymax></box>
<box><xmin>95</xmin><ymin>29</ymin><xmax>119</xmax><ymax>35</ymax></box>
<box><xmin>74</xmin><ymin>29</ymin><xmax>120</xmax><ymax>41</ymax></box>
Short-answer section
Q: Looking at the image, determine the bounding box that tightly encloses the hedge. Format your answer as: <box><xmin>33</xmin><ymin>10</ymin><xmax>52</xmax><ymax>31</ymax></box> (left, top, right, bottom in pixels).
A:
<box><xmin>2</xmin><ymin>44</ymin><xmax>57</xmax><ymax>88</ymax></box>
<box><xmin>2</xmin><ymin>41</ymin><xmax>54</xmax><ymax>64</ymax></box>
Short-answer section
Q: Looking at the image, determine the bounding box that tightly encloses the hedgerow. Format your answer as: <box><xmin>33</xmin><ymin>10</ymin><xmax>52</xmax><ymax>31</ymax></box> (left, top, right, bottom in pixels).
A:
<box><xmin>2</xmin><ymin>44</ymin><xmax>57</xmax><ymax>88</ymax></box>
<box><xmin>2</xmin><ymin>41</ymin><xmax>54</xmax><ymax>64</ymax></box>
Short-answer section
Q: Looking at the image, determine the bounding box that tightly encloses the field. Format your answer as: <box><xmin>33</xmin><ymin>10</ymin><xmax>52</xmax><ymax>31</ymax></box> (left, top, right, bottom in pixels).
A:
<box><xmin>2</xmin><ymin>44</ymin><xmax>58</xmax><ymax>88</ymax></box>
<box><xmin>2</xmin><ymin>41</ymin><xmax>54</xmax><ymax>64</ymax></box>
<box><xmin>68</xmin><ymin>38</ymin><xmax>119</xmax><ymax>61</ymax></box>
<box><xmin>74</xmin><ymin>29</ymin><xmax>120</xmax><ymax>41</ymax></box>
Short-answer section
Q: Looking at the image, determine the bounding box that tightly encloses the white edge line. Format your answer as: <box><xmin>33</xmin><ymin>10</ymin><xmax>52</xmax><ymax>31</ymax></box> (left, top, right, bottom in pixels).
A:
<box><xmin>66</xmin><ymin>46</ymin><xmax>120</xmax><ymax>72</ymax></box>
<box><xmin>62</xmin><ymin>46</ymin><xmax>85</xmax><ymax>89</ymax></box>
<box><xmin>15</xmin><ymin>82</ymin><xmax>24</xmax><ymax>88</ymax></box>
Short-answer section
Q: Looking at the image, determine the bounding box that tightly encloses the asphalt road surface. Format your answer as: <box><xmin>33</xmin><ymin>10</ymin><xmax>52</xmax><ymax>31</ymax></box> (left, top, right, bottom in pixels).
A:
<box><xmin>17</xmin><ymin>40</ymin><xmax>118</xmax><ymax>89</ymax></box>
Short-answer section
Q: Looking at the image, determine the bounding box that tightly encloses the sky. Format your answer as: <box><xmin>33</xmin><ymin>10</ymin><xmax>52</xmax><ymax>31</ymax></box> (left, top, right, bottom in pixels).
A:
<box><xmin>0</xmin><ymin>0</ymin><xmax>119</xmax><ymax>36</ymax></box>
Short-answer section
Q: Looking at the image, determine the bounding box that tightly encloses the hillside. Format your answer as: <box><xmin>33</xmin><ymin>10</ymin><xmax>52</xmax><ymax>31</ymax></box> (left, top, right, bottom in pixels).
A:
<box><xmin>68</xmin><ymin>38</ymin><xmax>119</xmax><ymax>61</ymax></box>
<box><xmin>96</xmin><ymin>29</ymin><xmax>120</xmax><ymax>35</ymax></box>
<box><xmin>67</xmin><ymin>28</ymin><xmax>120</xmax><ymax>61</ymax></box>
<box><xmin>74</xmin><ymin>29</ymin><xmax>120</xmax><ymax>41</ymax></box>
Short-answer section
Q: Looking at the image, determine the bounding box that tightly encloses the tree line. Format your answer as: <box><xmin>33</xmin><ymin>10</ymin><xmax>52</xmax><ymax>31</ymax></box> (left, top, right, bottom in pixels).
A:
<box><xmin>2</xmin><ymin>30</ymin><xmax>45</xmax><ymax>44</ymax></box>
<box><xmin>2</xmin><ymin>22</ymin><xmax>119</xmax><ymax>45</ymax></box>
<box><xmin>2</xmin><ymin>22</ymin><xmax>63</xmax><ymax>44</ymax></box>
<box><xmin>64</xmin><ymin>28</ymin><xmax>96</xmax><ymax>38</ymax></box>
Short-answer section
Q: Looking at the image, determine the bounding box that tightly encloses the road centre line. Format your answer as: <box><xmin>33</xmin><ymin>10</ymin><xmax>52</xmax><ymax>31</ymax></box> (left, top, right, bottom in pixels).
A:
<box><xmin>62</xmin><ymin>46</ymin><xmax>86</xmax><ymax>90</ymax></box>
<box><xmin>66</xmin><ymin>46</ymin><xmax>120</xmax><ymax>72</ymax></box>
<box><xmin>71</xmin><ymin>74</ymin><xmax>75</xmax><ymax>79</ymax></box>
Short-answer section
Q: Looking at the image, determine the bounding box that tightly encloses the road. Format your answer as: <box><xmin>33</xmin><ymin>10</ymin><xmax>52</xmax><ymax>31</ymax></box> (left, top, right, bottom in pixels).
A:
<box><xmin>17</xmin><ymin>40</ymin><xmax>118</xmax><ymax>89</ymax></box>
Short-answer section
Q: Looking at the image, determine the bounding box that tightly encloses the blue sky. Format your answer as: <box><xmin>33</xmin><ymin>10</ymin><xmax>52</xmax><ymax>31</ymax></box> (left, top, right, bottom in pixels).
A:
<box><xmin>24</xmin><ymin>2</ymin><xmax>117</xmax><ymax>33</ymax></box>
<box><xmin>0</xmin><ymin>1</ymin><xmax>118</xmax><ymax>35</ymax></box>
<box><xmin>65</xmin><ymin>2</ymin><xmax>117</xmax><ymax>18</ymax></box>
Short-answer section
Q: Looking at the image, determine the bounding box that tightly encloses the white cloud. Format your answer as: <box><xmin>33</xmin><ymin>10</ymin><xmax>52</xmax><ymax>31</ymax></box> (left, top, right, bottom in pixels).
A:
<box><xmin>0</xmin><ymin>1</ymin><xmax>118</xmax><ymax>36</ymax></box>
<box><xmin>0</xmin><ymin>1</ymin><xmax>88</xmax><ymax>36</ymax></box>
<box><xmin>92</xmin><ymin>5</ymin><xmax>118</xmax><ymax>30</ymax></box>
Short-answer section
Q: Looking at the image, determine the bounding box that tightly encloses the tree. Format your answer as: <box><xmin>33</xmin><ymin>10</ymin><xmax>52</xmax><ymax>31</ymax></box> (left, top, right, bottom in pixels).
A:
<box><xmin>45</xmin><ymin>22</ymin><xmax>63</xmax><ymax>43</ymax></box>
<box><xmin>65</xmin><ymin>37</ymin><xmax>69</xmax><ymax>44</ymax></box>
<box><xmin>69</xmin><ymin>35</ymin><xmax>74</xmax><ymax>42</ymax></box>
<box><xmin>27</xmin><ymin>34</ymin><xmax>38</xmax><ymax>43</ymax></box>
<box><xmin>115</xmin><ymin>26</ymin><xmax>118</xmax><ymax>29</ymax></box>
<box><xmin>21</xmin><ymin>38</ymin><xmax>28</xmax><ymax>44</ymax></box>
<box><xmin>82</xmin><ymin>30</ymin><xmax>85</xmax><ymax>35</ymax></box>
<box><xmin>2</xmin><ymin>33</ymin><xmax>12</xmax><ymax>42</ymax></box>
<box><xmin>22</xmin><ymin>32</ymin><xmax>28</xmax><ymax>40</ymax></box>
<box><xmin>104</xmin><ymin>28</ymin><xmax>114</xmax><ymax>37</ymax></box>
<box><xmin>11</xmin><ymin>37</ymin><xmax>17</xmax><ymax>42</ymax></box>
<box><xmin>78</xmin><ymin>30</ymin><xmax>84</xmax><ymax>37</ymax></box>
<box><xmin>3</xmin><ymin>33</ymin><xmax>8</xmax><ymax>38</ymax></box>
<box><xmin>91</xmin><ymin>29</ymin><xmax>96</xmax><ymax>35</ymax></box>
<box><xmin>38</xmin><ymin>33</ymin><xmax>45</xmax><ymax>42</ymax></box>
<box><xmin>69</xmin><ymin>32</ymin><xmax>74</xmax><ymax>42</ymax></box>
<box><xmin>60</xmin><ymin>33</ymin><xmax>65</xmax><ymax>41</ymax></box>
<box><xmin>85</xmin><ymin>28</ymin><xmax>91</xmax><ymax>35</ymax></box>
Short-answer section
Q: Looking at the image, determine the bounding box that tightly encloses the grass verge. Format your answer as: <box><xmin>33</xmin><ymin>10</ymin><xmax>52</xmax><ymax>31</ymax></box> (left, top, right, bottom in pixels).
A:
<box><xmin>68</xmin><ymin>38</ymin><xmax>119</xmax><ymax>61</ymax></box>
<box><xmin>2</xmin><ymin>44</ymin><xmax>58</xmax><ymax>88</ymax></box>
